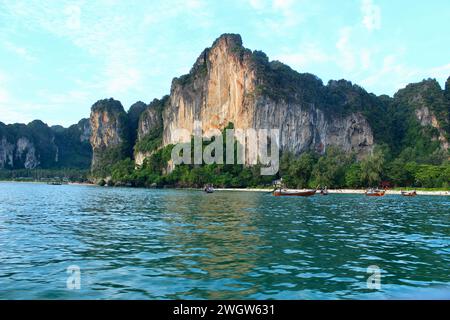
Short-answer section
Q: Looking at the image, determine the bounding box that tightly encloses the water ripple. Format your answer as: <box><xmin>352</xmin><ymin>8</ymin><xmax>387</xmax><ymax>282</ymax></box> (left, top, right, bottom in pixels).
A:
<box><xmin>0</xmin><ymin>182</ymin><xmax>449</xmax><ymax>299</ymax></box>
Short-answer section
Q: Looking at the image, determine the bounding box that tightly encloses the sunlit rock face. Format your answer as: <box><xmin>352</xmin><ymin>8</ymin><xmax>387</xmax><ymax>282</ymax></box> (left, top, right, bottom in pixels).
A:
<box><xmin>162</xmin><ymin>34</ymin><xmax>374</xmax><ymax>159</ymax></box>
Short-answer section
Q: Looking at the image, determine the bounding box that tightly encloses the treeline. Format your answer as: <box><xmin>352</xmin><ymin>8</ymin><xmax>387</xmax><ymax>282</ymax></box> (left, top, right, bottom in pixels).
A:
<box><xmin>280</xmin><ymin>146</ymin><xmax>449</xmax><ymax>189</ymax></box>
<box><xmin>104</xmin><ymin>135</ymin><xmax>449</xmax><ymax>189</ymax></box>
<box><xmin>0</xmin><ymin>168</ymin><xmax>90</xmax><ymax>182</ymax></box>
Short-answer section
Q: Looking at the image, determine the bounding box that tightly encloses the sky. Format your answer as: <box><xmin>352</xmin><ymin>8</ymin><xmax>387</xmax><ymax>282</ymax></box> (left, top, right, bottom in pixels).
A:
<box><xmin>0</xmin><ymin>0</ymin><xmax>449</xmax><ymax>127</ymax></box>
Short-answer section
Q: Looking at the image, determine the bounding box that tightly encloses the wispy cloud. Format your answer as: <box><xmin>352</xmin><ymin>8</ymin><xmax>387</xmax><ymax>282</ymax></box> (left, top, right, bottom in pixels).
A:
<box><xmin>250</xmin><ymin>0</ymin><xmax>311</xmax><ymax>35</ymax></box>
<box><xmin>3</xmin><ymin>41</ymin><xmax>36</xmax><ymax>61</ymax></box>
<box><xmin>0</xmin><ymin>70</ymin><xmax>34</xmax><ymax>124</ymax></box>
<box><xmin>275</xmin><ymin>43</ymin><xmax>330</xmax><ymax>70</ymax></box>
<box><xmin>361</xmin><ymin>0</ymin><xmax>381</xmax><ymax>32</ymax></box>
<box><xmin>336</xmin><ymin>27</ymin><xmax>357</xmax><ymax>72</ymax></box>
<box><xmin>0</xmin><ymin>0</ymin><xmax>214</xmax><ymax>114</ymax></box>
<box><xmin>64</xmin><ymin>4</ymin><xmax>81</xmax><ymax>30</ymax></box>
<box><xmin>361</xmin><ymin>52</ymin><xmax>450</xmax><ymax>94</ymax></box>
<box><xmin>247</xmin><ymin>0</ymin><xmax>266</xmax><ymax>10</ymax></box>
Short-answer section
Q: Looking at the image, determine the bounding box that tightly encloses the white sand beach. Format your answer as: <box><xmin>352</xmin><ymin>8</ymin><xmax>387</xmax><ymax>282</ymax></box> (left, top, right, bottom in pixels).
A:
<box><xmin>216</xmin><ymin>188</ymin><xmax>450</xmax><ymax>196</ymax></box>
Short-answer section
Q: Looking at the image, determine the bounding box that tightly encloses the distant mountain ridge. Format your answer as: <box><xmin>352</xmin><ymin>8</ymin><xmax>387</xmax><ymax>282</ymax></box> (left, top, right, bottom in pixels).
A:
<box><xmin>0</xmin><ymin>119</ymin><xmax>91</xmax><ymax>169</ymax></box>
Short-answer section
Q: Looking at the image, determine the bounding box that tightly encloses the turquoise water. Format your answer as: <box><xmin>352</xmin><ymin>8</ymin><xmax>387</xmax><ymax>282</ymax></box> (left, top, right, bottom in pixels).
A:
<box><xmin>0</xmin><ymin>182</ymin><xmax>449</xmax><ymax>299</ymax></box>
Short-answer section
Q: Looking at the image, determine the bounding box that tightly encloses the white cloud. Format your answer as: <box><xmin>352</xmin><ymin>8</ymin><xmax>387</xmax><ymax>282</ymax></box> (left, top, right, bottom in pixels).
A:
<box><xmin>336</xmin><ymin>27</ymin><xmax>356</xmax><ymax>72</ymax></box>
<box><xmin>36</xmin><ymin>89</ymin><xmax>90</xmax><ymax>105</ymax></box>
<box><xmin>248</xmin><ymin>0</ymin><xmax>266</xmax><ymax>10</ymax></box>
<box><xmin>361</xmin><ymin>0</ymin><xmax>381</xmax><ymax>32</ymax></box>
<box><xmin>185</xmin><ymin>0</ymin><xmax>204</xmax><ymax>9</ymax></box>
<box><xmin>359</xmin><ymin>53</ymin><xmax>450</xmax><ymax>94</ymax></box>
<box><xmin>0</xmin><ymin>108</ymin><xmax>33</xmax><ymax>124</ymax></box>
<box><xmin>360</xmin><ymin>49</ymin><xmax>372</xmax><ymax>70</ymax></box>
<box><xmin>0</xmin><ymin>72</ymin><xmax>34</xmax><ymax>124</ymax></box>
<box><xmin>428</xmin><ymin>64</ymin><xmax>450</xmax><ymax>81</ymax></box>
<box><xmin>0</xmin><ymin>72</ymin><xmax>10</xmax><ymax>104</ymax></box>
<box><xmin>64</xmin><ymin>4</ymin><xmax>81</xmax><ymax>30</ymax></box>
<box><xmin>251</xmin><ymin>0</ymin><xmax>306</xmax><ymax>34</ymax></box>
<box><xmin>276</xmin><ymin>43</ymin><xmax>330</xmax><ymax>69</ymax></box>
<box><xmin>105</xmin><ymin>66</ymin><xmax>141</xmax><ymax>94</ymax></box>
<box><xmin>0</xmin><ymin>88</ymin><xmax>9</xmax><ymax>104</ymax></box>
<box><xmin>272</xmin><ymin>0</ymin><xmax>294</xmax><ymax>10</ymax></box>
<box><xmin>271</xmin><ymin>0</ymin><xmax>297</xmax><ymax>27</ymax></box>
<box><xmin>361</xmin><ymin>54</ymin><xmax>416</xmax><ymax>89</ymax></box>
<box><xmin>3</xmin><ymin>41</ymin><xmax>36</xmax><ymax>61</ymax></box>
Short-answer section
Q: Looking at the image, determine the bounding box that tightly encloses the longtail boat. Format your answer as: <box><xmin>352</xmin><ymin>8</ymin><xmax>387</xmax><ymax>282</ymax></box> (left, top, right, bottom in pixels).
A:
<box><xmin>48</xmin><ymin>181</ymin><xmax>62</xmax><ymax>185</ymax></box>
<box><xmin>273</xmin><ymin>189</ymin><xmax>317</xmax><ymax>197</ymax></box>
<box><xmin>401</xmin><ymin>190</ymin><xmax>417</xmax><ymax>197</ymax></box>
<box><xmin>204</xmin><ymin>185</ymin><xmax>214</xmax><ymax>193</ymax></box>
<box><xmin>365</xmin><ymin>189</ymin><xmax>386</xmax><ymax>197</ymax></box>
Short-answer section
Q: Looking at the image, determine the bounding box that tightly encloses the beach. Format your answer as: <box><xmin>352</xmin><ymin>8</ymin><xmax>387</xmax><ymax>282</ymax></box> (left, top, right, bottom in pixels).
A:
<box><xmin>217</xmin><ymin>188</ymin><xmax>450</xmax><ymax>196</ymax></box>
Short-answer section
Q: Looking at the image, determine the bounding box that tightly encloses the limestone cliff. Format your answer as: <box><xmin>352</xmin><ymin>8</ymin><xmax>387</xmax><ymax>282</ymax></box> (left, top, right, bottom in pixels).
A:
<box><xmin>134</xmin><ymin>97</ymin><xmax>166</xmax><ymax>166</ymax></box>
<box><xmin>89</xmin><ymin>98</ymin><xmax>131</xmax><ymax>174</ymax></box>
<box><xmin>394</xmin><ymin>79</ymin><xmax>449</xmax><ymax>151</ymax></box>
<box><xmin>0</xmin><ymin>130</ymin><xmax>39</xmax><ymax>169</ymax></box>
<box><xmin>77</xmin><ymin>118</ymin><xmax>92</xmax><ymax>143</ymax></box>
<box><xmin>162</xmin><ymin>34</ymin><xmax>374</xmax><ymax>160</ymax></box>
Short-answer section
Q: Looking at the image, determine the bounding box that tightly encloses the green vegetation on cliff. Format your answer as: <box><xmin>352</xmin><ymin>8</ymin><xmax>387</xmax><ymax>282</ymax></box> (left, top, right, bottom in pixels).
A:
<box><xmin>134</xmin><ymin>97</ymin><xmax>166</xmax><ymax>153</ymax></box>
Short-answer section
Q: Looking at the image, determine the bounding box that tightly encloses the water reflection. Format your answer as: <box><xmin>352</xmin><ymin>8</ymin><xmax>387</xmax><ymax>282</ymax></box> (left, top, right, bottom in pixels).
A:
<box><xmin>159</xmin><ymin>191</ymin><xmax>265</xmax><ymax>298</ymax></box>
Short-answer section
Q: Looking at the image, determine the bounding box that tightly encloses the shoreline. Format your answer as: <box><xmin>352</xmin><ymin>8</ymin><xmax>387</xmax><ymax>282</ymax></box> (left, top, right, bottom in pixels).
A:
<box><xmin>216</xmin><ymin>188</ymin><xmax>450</xmax><ymax>196</ymax></box>
<box><xmin>1</xmin><ymin>181</ymin><xmax>449</xmax><ymax>195</ymax></box>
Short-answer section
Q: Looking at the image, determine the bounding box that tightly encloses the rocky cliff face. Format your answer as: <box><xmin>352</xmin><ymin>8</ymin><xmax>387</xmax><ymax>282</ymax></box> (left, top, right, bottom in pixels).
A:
<box><xmin>134</xmin><ymin>97</ymin><xmax>166</xmax><ymax>166</ymax></box>
<box><xmin>90</xmin><ymin>98</ymin><xmax>131</xmax><ymax>173</ymax></box>
<box><xmin>394</xmin><ymin>79</ymin><xmax>449</xmax><ymax>151</ymax></box>
<box><xmin>415</xmin><ymin>106</ymin><xmax>449</xmax><ymax>150</ymax></box>
<box><xmin>77</xmin><ymin>118</ymin><xmax>92</xmax><ymax>143</ymax></box>
<box><xmin>162</xmin><ymin>34</ymin><xmax>374</xmax><ymax>160</ymax></box>
<box><xmin>15</xmin><ymin>137</ymin><xmax>39</xmax><ymax>168</ymax></box>
<box><xmin>0</xmin><ymin>131</ymin><xmax>39</xmax><ymax>169</ymax></box>
<box><xmin>0</xmin><ymin>136</ymin><xmax>14</xmax><ymax>168</ymax></box>
<box><xmin>0</xmin><ymin>119</ymin><xmax>91</xmax><ymax>169</ymax></box>
<box><xmin>137</xmin><ymin>99</ymin><xmax>164</xmax><ymax>140</ymax></box>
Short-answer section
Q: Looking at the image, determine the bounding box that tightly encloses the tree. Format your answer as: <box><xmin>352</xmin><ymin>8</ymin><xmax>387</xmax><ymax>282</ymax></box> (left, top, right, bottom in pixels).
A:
<box><xmin>360</xmin><ymin>147</ymin><xmax>385</xmax><ymax>187</ymax></box>
<box><xmin>345</xmin><ymin>163</ymin><xmax>362</xmax><ymax>188</ymax></box>
<box><xmin>310</xmin><ymin>147</ymin><xmax>352</xmax><ymax>188</ymax></box>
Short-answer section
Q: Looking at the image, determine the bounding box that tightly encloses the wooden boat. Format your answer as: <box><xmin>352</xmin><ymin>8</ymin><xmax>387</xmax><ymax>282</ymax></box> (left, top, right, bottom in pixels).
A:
<box><xmin>273</xmin><ymin>189</ymin><xmax>316</xmax><ymax>197</ymax></box>
<box><xmin>365</xmin><ymin>189</ymin><xmax>385</xmax><ymax>197</ymax></box>
<box><xmin>48</xmin><ymin>181</ymin><xmax>62</xmax><ymax>185</ymax></box>
<box><xmin>401</xmin><ymin>190</ymin><xmax>417</xmax><ymax>197</ymax></box>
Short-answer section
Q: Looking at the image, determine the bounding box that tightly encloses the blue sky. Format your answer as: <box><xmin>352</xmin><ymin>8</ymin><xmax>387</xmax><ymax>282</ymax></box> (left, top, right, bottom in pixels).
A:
<box><xmin>0</xmin><ymin>0</ymin><xmax>449</xmax><ymax>127</ymax></box>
